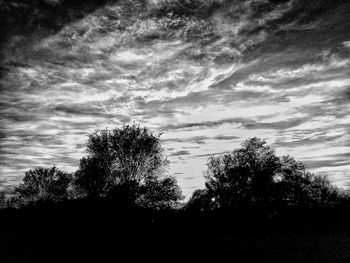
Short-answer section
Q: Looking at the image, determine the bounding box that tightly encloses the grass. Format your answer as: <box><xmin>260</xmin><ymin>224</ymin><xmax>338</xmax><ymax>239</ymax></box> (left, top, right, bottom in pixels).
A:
<box><xmin>1</xmin><ymin>220</ymin><xmax>350</xmax><ymax>262</ymax></box>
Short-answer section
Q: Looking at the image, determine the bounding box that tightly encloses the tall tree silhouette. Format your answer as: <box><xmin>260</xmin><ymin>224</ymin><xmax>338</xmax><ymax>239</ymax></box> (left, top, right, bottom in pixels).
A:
<box><xmin>74</xmin><ymin>123</ymin><xmax>182</xmax><ymax>208</ymax></box>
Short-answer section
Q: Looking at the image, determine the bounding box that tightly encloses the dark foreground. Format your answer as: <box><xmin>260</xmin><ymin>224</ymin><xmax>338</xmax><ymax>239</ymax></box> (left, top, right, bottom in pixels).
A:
<box><xmin>1</xmin><ymin>200</ymin><xmax>350</xmax><ymax>263</ymax></box>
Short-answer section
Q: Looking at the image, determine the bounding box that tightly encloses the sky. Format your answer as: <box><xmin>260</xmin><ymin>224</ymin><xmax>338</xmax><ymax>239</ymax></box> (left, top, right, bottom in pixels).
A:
<box><xmin>1</xmin><ymin>0</ymin><xmax>350</xmax><ymax>198</ymax></box>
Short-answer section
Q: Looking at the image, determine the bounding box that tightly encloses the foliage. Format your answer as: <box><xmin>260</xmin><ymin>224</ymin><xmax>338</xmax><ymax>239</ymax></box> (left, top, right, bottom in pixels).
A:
<box><xmin>13</xmin><ymin>166</ymin><xmax>72</xmax><ymax>206</ymax></box>
<box><xmin>275</xmin><ymin>155</ymin><xmax>310</xmax><ymax>206</ymax></box>
<box><xmin>74</xmin><ymin>123</ymin><xmax>168</xmax><ymax>198</ymax></box>
<box><xmin>0</xmin><ymin>132</ymin><xmax>346</xmax><ymax>212</ymax></box>
<box><xmin>188</xmin><ymin>137</ymin><xmax>346</xmax><ymax>211</ymax></box>
<box><xmin>73</xmin><ymin>123</ymin><xmax>183</xmax><ymax>209</ymax></box>
<box><xmin>308</xmin><ymin>174</ymin><xmax>346</xmax><ymax>206</ymax></box>
<box><xmin>0</xmin><ymin>192</ymin><xmax>8</xmax><ymax>209</ymax></box>
<box><xmin>277</xmin><ymin>156</ymin><xmax>346</xmax><ymax>207</ymax></box>
<box><xmin>204</xmin><ymin>138</ymin><xmax>280</xmax><ymax>209</ymax></box>
<box><xmin>74</xmin><ymin>156</ymin><xmax>109</xmax><ymax>198</ymax></box>
<box><xmin>186</xmin><ymin>189</ymin><xmax>216</xmax><ymax>211</ymax></box>
<box><xmin>136</xmin><ymin>176</ymin><xmax>184</xmax><ymax>210</ymax></box>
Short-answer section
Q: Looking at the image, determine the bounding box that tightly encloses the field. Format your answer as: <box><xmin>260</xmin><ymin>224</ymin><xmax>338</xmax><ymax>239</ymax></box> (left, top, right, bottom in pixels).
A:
<box><xmin>1</xmin><ymin>204</ymin><xmax>350</xmax><ymax>262</ymax></box>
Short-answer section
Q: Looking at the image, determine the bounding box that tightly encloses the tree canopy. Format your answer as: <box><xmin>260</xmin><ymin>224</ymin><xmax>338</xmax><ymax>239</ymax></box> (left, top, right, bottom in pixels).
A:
<box><xmin>2</xmin><ymin>124</ymin><xmax>183</xmax><ymax>209</ymax></box>
<box><xmin>204</xmin><ymin>138</ymin><xmax>280</xmax><ymax>209</ymax></box>
<box><xmin>13</xmin><ymin>166</ymin><xmax>72</xmax><ymax>206</ymax></box>
<box><xmin>74</xmin><ymin>124</ymin><xmax>169</xmax><ymax>197</ymax></box>
<box><xmin>1</xmin><ymin>131</ymin><xmax>346</xmax><ymax>212</ymax></box>
<box><xmin>135</xmin><ymin>175</ymin><xmax>183</xmax><ymax>210</ymax></box>
<box><xmin>188</xmin><ymin>138</ymin><xmax>346</xmax><ymax>211</ymax></box>
<box><xmin>73</xmin><ymin>123</ymin><xmax>183</xmax><ymax>208</ymax></box>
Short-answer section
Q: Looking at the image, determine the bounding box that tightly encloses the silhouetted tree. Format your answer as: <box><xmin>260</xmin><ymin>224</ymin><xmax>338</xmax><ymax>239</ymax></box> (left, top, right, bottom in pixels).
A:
<box><xmin>204</xmin><ymin>138</ymin><xmax>280</xmax><ymax>209</ymax></box>
<box><xmin>74</xmin><ymin>156</ymin><xmax>108</xmax><ymax>198</ymax></box>
<box><xmin>308</xmin><ymin>174</ymin><xmax>345</xmax><ymax>206</ymax></box>
<box><xmin>13</xmin><ymin>166</ymin><xmax>72</xmax><ymax>206</ymax></box>
<box><xmin>73</xmin><ymin>124</ymin><xmax>183</xmax><ymax>207</ymax></box>
<box><xmin>276</xmin><ymin>156</ymin><xmax>345</xmax><ymax>207</ymax></box>
<box><xmin>198</xmin><ymin>137</ymin><xmax>346</xmax><ymax>210</ymax></box>
<box><xmin>74</xmin><ymin>124</ymin><xmax>168</xmax><ymax>197</ymax></box>
<box><xmin>275</xmin><ymin>155</ymin><xmax>310</xmax><ymax>206</ymax></box>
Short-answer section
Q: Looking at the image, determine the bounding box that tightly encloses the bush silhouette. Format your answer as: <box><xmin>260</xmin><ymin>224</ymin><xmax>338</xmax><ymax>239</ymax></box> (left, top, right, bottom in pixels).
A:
<box><xmin>186</xmin><ymin>189</ymin><xmax>216</xmax><ymax>211</ymax></box>
<box><xmin>12</xmin><ymin>166</ymin><xmax>72</xmax><ymax>206</ymax></box>
<box><xmin>136</xmin><ymin>175</ymin><xmax>184</xmax><ymax>210</ymax></box>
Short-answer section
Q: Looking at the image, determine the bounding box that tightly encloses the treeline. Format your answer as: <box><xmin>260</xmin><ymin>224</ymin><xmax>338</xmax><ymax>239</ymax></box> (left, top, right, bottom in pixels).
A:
<box><xmin>1</xmin><ymin>124</ymin><xmax>183</xmax><ymax>210</ymax></box>
<box><xmin>187</xmin><ymin>138</ymin><xmax>349</xmax><ymax>211</ymax></box>
<box><xmin>0</xmin><ymin>124</ymin><xmax>349</xmax><ymax>213</ymax></box>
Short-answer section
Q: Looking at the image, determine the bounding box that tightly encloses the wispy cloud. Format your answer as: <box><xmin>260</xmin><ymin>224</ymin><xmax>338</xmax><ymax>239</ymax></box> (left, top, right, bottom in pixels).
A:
<box><xmin>169</xmin><ymin>150</ymin><xmax>190</xmax><ymax>157</ymax></box>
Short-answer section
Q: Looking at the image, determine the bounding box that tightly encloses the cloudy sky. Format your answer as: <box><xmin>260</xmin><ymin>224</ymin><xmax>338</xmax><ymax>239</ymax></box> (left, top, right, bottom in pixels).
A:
<box><xmin>1</xmin><ymin>0</ymin><xmax>350</xmax><ymax>197</ymax></box>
